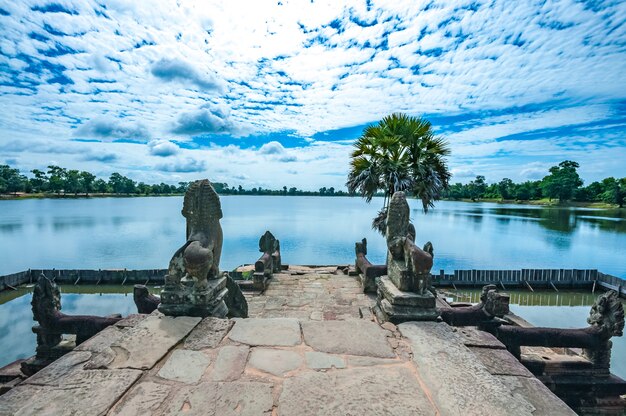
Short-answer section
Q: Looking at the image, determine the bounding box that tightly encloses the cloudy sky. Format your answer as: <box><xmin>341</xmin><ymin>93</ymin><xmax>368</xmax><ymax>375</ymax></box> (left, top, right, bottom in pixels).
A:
<box><xmin>0</xmin><ymin>0</ymin><xmax>625</xmax><ymax>190</ymax></box>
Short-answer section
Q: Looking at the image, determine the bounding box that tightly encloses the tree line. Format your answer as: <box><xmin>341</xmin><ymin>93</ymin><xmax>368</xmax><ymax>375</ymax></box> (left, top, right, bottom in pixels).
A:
<box><xmin>0</xmin><ymin>164</ymin><xmax>350</xmax><ymax>197</ymax></box>
<box><xmin>443</xmin><ymin>161</ymin><xmax>625</xmax><ymax>207</ymax></box>
<box><xmin>1</xmin><ymin>160</ymin><xmax>624</xmax><ymax>206</ymax></box>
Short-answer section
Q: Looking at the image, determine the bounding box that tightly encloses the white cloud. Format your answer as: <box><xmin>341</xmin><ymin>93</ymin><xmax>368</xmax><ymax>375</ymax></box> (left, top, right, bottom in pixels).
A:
<box><xmin>0</xmin><ymin>0</ymin><xmax>624</xmax><ymax>187</ymax></box>
<box><xmin>148</xmin><ymin>139</ymin><xmax>179</xmax><ymax>157</ymax></box>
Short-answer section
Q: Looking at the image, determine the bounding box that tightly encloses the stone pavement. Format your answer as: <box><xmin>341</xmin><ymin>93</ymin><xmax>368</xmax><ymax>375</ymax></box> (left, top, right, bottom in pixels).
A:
<box><xmin>0</xmin><ymin>268</ymin><xmax>576</xmax><ymax>416</ymax></box>
<box><xmin>245</xmin><ymin>265</ymin><xmax>376</xmax><ymax>320</ymax></box>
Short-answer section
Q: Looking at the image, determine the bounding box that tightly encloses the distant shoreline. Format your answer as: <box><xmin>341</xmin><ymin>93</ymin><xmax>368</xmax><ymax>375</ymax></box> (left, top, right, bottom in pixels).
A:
<box><xmin>0</xmin><ymin>192</ymin><xmax>622</xmax><ymax>209</ymax></box>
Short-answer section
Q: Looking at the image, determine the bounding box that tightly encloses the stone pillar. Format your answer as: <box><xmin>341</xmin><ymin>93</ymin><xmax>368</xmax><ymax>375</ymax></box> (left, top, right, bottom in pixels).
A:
<box><xmin>373</xmin><ymin>192</ymin><xmax>438</xmax><ymax>323</ymax></box>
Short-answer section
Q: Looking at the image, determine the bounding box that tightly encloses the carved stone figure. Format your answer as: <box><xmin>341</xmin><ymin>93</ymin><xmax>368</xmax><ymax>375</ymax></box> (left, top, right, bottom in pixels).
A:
<box><xmin>439</xmin><ymin>284</ymin><xmax>510</xmax><ymax>327</ymax></box>
<box><xmin>165</xmin><ymin>179</ymin><xmax>223</xmax><ymax>288</ymax></box>
<box><xmin>385</xmin><ymin>192</ymin><xmax>434</xmax><ymax>294</ymax></box>
<box><xmin>159</xmin><ymin>179</ymin><xmax>247</xmax><ymax>318</ymax></box>
<box><xmin>253</xmin><ymin>230</ymin><xmax>281</xmax><ymax>291</ymax></box>
<box><xmin>495</xmin><ymin>290</ymin><xmax>624</xmax><ymax>373</ymax></box>
<box><xmin>354</xmin><ymin>238</ymin><xmax>386</xmax><ymax>293</ymax></box>
<box><xmin>374</xmin><ymin>191</ymin><xmax>438</xmax><ymax>323</ymax></box>
<box><xmin>133</xmin><ymin>285</ymin><xmax>160</xmax><ymax>314</ymax></box>
<box><xmin>22</xmin><ymin>274</ymin><xmax>121</xmax><ymax>375</ymax></box>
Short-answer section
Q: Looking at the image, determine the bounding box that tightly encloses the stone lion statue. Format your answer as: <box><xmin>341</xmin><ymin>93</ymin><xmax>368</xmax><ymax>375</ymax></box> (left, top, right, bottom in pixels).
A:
<box><xmin>386</xmin><ymin>191</ymin><xmax>434</xmax><ymax>295</ymax></box>
<box><xmin>165</xmin><ymin>179</ymin><xmax>224</xmax><ymax>291</ymax></box>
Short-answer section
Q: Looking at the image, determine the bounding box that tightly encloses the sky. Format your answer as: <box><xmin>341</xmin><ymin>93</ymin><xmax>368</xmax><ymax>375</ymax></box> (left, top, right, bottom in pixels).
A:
<box><xmin>0</xmin><ymin>0</ymin><xmax>625</xmax><ymax>190</ymax></box>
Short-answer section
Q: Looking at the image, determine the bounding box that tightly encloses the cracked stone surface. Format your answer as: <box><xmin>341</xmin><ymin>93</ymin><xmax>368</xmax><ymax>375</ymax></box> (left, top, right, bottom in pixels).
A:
<box><xmin>399</xmin><ymin>322</ymin><xmax>535</xmax><ymax>416</ymax></box>
<box><xmin>305</xmin><ymin>351</ymin><xmax>346</xmax><ymax>370</ymax></box>
<box><xmin>302</xmin><ymin>320</ymin><xmax>395</xmax><ymax>357</ymax></box>
<box><xmin>157</xmin><ymin>349</ymin><xmax>210</xmax><ymax>383</ymax></box>
<box><xmin>0</xmin><ymin>368</ymin><xmax>142</xmax><ymax>416</ymax></box>
<box><xmin>228</xmin><ymin>318</ymin><xmax>301</xmax><ymax>346</ymax></box>
<box><xmin>1</xmin><ymin>269</ymin><xmax>576</xmax><ymax>416</ymax></box>
<box><xmin>248</xmin><ymin>348</ymin><xmax>302</xmax><ymax>376</ymax></box>
<box><xmin>88</xmin><ymin>315</ymin><xmax>201</xmax><ymax>370</ymax></box>
<box><xmin>184</xmin><ymin>317</ymin><xmax>233</xmax><ymax>350</ymax></box>
<box><xmin>278</xmin><ymin>366</ymin><xmax>436</xmax><ymax>416</ymax></box>
<box><xmin>498</xmin><ymin>375</ymin><xmax>577</xmax><ymax>416</ymax></box>
<box><xmin>160</xmin><ymin>381</ymin><xmax>273</xmax><ymax>416</ymax></box>
<box><xmin>245</xmin><ymin>270</ymin><xmax>375</xmax><ymax>320</ymax></box>
<box><xmin>109</xmin><ymin>381</ymin><xmax>172</xmax><ymax>416</ymax></box>
<box><xmin>211</xmin><ymin>345</ymin><xmax>249</xmax><ymax>382</ymax></box>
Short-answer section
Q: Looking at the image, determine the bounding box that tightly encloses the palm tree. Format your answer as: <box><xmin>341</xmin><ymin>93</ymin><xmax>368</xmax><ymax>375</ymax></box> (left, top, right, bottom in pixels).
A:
<box><xmin>346</xmin><ymin>113</ymin><xmax>451</xmax><ymax>235</ymax></box>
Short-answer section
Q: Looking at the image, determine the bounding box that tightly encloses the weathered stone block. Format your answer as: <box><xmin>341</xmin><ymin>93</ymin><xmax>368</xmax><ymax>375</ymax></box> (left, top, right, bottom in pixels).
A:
<box><xmin>301</xmin><ymin>320</ymin><xmax>394</xmax><ymax>358</ymax></box>
<box><xmin>278</xmin><ymin>367</ymin><xmax>436</xmax><ymax>416</ymax></box>
<box><xmin>157</xmin><ymin>350</ymin><xmax>210</xmax><ymax>384</ymax></box>
<box><xmin>378</xmin><ymin>276</ymin><xmax>435</xmax><ymax>307</ymax></box>
<box><xmin>228</xmin><ymin>318</ymin><xmax>301</xmax><ymax>346</ymax></box>
<box><xmin>399</xmin><ymin>322</ymin><xmax>536</xmax><ymax>416</ymax></box>
<box><xmin>211</xmin><ymin>345</ymin><xmax>249</xmax><ymax>382</ymax></box>
<box><xmin>248</xmin><ymin>349</ymin><xmax>302</xmax><ymax>376</ymax></box>
<box><xmin>161</xmin><ymin>381</ymin><xmax>273</xmax><ymax>415</ymax></box>
<box><xmin>184</xmin><ymin>317</ymin><xmax>233</xmax><ymax>350</ymax></box>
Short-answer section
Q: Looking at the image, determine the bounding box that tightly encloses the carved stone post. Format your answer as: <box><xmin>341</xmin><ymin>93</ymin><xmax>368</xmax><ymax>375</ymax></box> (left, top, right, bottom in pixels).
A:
<box><xmin>374</xmin><ymin>192</ymin><xmax>438</xmax><ymax>323</ymax></box>
<box><xmin>158</xmin><ymin>179</ymin><xmax>247</xmax><ymax>318</ymax></box>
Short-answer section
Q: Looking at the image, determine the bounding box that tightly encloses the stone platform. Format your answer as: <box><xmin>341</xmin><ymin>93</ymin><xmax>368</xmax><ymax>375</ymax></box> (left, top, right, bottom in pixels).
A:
<box><xmin>0</xmin><ymin>267</ymin><xmax>576</xmax><ymax>416</ymax></box>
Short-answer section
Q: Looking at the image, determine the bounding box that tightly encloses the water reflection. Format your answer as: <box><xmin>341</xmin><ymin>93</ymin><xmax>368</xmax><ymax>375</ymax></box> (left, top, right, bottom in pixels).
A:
<box><xmin>0</xmin><ymin>197</ymin><xmax>624</xmax><ymax>278</ymax></box>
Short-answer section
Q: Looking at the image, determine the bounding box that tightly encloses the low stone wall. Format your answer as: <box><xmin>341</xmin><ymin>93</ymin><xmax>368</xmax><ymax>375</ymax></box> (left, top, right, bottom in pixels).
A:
<box><xmin>2</xmin><ymin>267</ymin><xmax>625</xmax><ymax>297</ymax></box>
<box><xmin>434</xmin><ymin>268</ymin><xmax>625</xmax><ymax>296</ymax></box>
<box><xmin>0</xmin><ymin>269</ymin><xmax>167</xmax><ymax>290</ymax></box>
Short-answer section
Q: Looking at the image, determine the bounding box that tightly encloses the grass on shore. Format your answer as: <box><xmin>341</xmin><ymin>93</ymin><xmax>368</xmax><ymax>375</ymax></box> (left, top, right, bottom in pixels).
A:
<box><xmin>0</xmin><ymin>192</ymin><xmax>623</xmax><ymax>209</ymax></box>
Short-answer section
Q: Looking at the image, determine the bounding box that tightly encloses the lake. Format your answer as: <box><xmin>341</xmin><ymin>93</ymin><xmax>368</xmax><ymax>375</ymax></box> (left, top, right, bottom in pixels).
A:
<box><xmin>1</xmin><ymin>196</ymin><xmax>625</xmax><ymax>277</ymax></box>
<box><xmin>1</xmin><ymin>196</ymin><xmax>625</xmax><ymax>374</ymax></box>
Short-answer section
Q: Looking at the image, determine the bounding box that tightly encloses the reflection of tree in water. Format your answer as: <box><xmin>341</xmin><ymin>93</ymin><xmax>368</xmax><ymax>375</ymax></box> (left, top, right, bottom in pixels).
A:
<box><xmin>489</xmin><ymin>206</ymin><xmax>626</xmax><ymax>235</ymax></box>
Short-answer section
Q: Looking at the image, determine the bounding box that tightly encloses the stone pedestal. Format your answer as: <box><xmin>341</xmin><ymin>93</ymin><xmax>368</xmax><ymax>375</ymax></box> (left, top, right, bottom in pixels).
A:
<box><xmin>158</xmin><ymin>276</ymin><xmax>228</xmax><ymax>318</ymax></box>
<box><xmin>387</xmin><ymin>259</ymin><xmax>431</xmax><ymax>292</ymax></box>
<box><xmin>374</xmin><ymin>276</ymin><xmax>438</xmax><ymax>323</ymax></box>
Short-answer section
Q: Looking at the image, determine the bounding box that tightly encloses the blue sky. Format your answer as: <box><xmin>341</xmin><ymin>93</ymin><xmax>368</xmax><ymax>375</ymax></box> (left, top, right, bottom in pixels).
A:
<box><xmin>0</xmin><ymin>0</ymin><xmax>625</xmax><ymax>190</ymax></box>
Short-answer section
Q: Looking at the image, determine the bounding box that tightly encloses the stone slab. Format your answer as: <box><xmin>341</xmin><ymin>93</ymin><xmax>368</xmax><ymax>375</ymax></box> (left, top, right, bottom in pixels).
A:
<box><xmin>379</xmin><ymin>276</ymin><xmax>436</xmax><ymax>307</ymax></box>
<box><xmin>160</xmin><ymin>381</ymin><xmax>273</xmax><ymax>415</ymax></box>
<box><xmin>184</xmin><ymin>317</ymin><xmax>233</xmax><ymax>350</ymax></box>
<box><xmin>109</xmin><ymin>381</ymin><xmax>172</xmax><ymax>416</ymax></box>
<box><xmin>470</xmin><ymin>347</ymin><xmax>534</xmax><ymax>377</ymax></box>
<box><xmin>228</xmin><ymin>318</ymin><xmax>301</xmax><ymax>346</ymax></box>
<box><xmin>498</xmin><ymin>375</ymin><xmax>577</xmax><ymax>416</ymax></box>
<box><xmin>305</xmin><ymin>351</ymin><xmax>346</xmax><ymax>370</ymax></box>
<box><xmin>249</xmin><ymin>348</ymin><xmax>302</xmax><ymax>376</ymax></box>
<box><xmin>278</xmin><ymin>366</ymin><xmax>436</xmax><ymax>416</ymax></box>
<box><xmin>0</xmin><ymin>368</ymin><xmax>142</xmax><ymax>416</ymax></box>
<box><xmin>377</xmin><ymin>299</ymin><xmax>439</xmax><ymax>323</ymax></box>
<box><xmin>212</xmin><ymin>345</ymin><xmax>249</xmax><ymax>382</ymax></box>
<box><xmin>457</xmin><ymin>326</ymin><xmax>506</xmax><ymax>349</ymax></box>
<box><xmin>87</xmin><ymin>315</ymin><xmax>201</xmax><ymax>370</ymax></box>
<box><xmin>301</xmin><ymin>320</ymin><xmax>394</xmax><ymax>358</ymax></box>
<box><xmin>24</xmin><ymin>350</ymin><xmax>92</xmax><ymax>386</ymax></box>
<box><xmin>158</xmin><ymin>349</ymin><xmax>210</xmax><ymax>383</ymax></box>
<box><xmin>399</xmin><ymin>322</ymin><xmax>535</xmax><ymax>416</ymax></box>
<box><xmin>347</xmin><ymin>356</ymin><xmax>400</xmax><ymax>367</ymax></box>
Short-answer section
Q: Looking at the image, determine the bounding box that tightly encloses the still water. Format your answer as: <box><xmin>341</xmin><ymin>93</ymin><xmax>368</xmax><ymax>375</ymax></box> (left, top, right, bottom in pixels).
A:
<box><xmin>0</xmin><ymin>196</ymin><xmax>625</xmax><ymax>276</ymax></box>
<box><xmin>0</xmin><ymin>197</ymin><xmax>625</xmax><ymax>373</ymax></box>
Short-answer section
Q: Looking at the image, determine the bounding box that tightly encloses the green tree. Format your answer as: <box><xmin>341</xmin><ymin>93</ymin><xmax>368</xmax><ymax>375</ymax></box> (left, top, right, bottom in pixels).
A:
<box><xmin>80</xmin><ymin>171</ymin><xmax>96</xmax><ymax>195</ymax></box>
<box><xmin>30</xmin><ymin>169</ymin><xmax>49</xmax><ymax>192</ymax></box>
<box><xmin>541</xmin><ymin>160</ymin><xmax>583</xmax><ymax>202</ymax></box>
<box><xmin>346</xmin><ymin>113</ymin><xmax>450</xmax><ymax>234</ymax></box>
<box><xmin>468</xmin><ymin>175</ymin><xmax>486</xmax><ymax>201</ymax></box>
<box><xmin>600</xmin><ymin>177</ymin><xmax>624</xmax><ymax>207</ymax></box>
<box><xmin>497</xmin><ymin>178</ymin><xmax>514</xmax><ymax>200</ymax></box>
<box><xmin>65</xmin><ymin>170</ymin><xmax>82</xmax><ymax>195</ymax></box>
<box><xmin>47</xmin><ymin>165</ymin><xmax>67</xmax><ymax>194</ymax></box>
<box><xmin>0</xmin><ymin>165</ymin><xmax>25</xmax><ymax>194</ymax></box>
